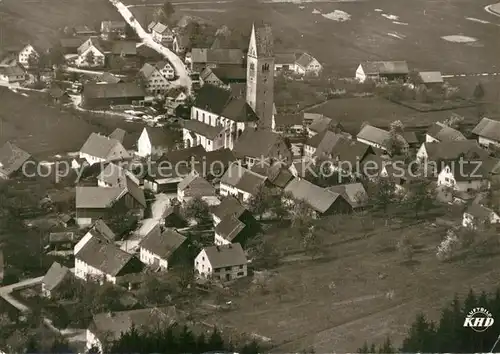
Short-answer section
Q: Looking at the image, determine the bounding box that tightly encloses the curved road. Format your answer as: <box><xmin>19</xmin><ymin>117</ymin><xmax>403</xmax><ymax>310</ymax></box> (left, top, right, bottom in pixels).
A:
<box><xmin>111</xmin><ymin>0</ymin><xmax>192</xmax><ymax>93</ymax></box>
<box><xmin>485</xmin><ymin>3</ymin><xmax>500</xmax><ymax>16</ymax></box>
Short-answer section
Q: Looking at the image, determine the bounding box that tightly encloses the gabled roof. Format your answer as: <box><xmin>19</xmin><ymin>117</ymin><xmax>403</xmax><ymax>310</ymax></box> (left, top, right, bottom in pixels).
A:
<box><xmin>111</xmin><ymin>41</ymin><xmax>137</xmax><ymax>56</ymax></box>
<box><xmin>442</xmin><ymin>161</ymin><xmax>489</xmax><ymax>181</ymax></box>
<box><xmin>275</xmin><ymin>113</ymin><xmax>303</xmax><ymax>128</ymax></box>
<box><xmin>359</xmin><ymin>61</ymin><xmax>409</xmax><ymax>75</ymax></box>
<box><xmin>42</xmin><ymin>262</ymin><xmax>72</xmax><ymax>292</ymax></box>
<box><xmin>139</xmin><ymin>225</ymin><xmax>187</xmax><ymax>259</ymax></box>
<box><xmin>296</xmin><ymin>52</ymin><xmax>317</xmax><ymax>68</ymax></box>
<box><xmin>465</xmin><ymin>203</ymin><xmax>496</xmax><ymax>220</ymax></box>
<box><xmin>232</xmin><ymin>130</ymin><xmax>283</xmax><ymax>158</ymax></box>
<box><xmin>325</xmin><ymin>138</ymin><xmax>372</xmax><ymax>166</ymax></box>
<box><xmin>275</xmin><ymin>53</ymin><xmax>296</xmax><ymax>65</ymax></box>
<box><xmin>152</xmin><ymin>22</ymin><xmax>171</xmax><ymax>35</ymax></box>
<box><xmin>221</xmin><ymin>98</ymin><xmax>259</xmax><ymax>122</ymax></box>
<box><xmin>426</xmin><ymin>122</ymin><xmax>466</xmax><ymax>142</ymax></box>
<box><xmin>221</xmin><ymin>163</ymin><xmax>267</xmax><ymax>195</ymax></box>
<box><xmin>109</xmin><ymin>128</ymin><xmax>126</xmax><ymax>143</ymax></box>
<box><xmin>75</xmin><ymin>186</ymin><xmax>124</xmax><ymax>209</ymax></box>
<box><xmin>211</xmin><ymin>196</ymin><xmax>247</xmax><ymax>221</ymax></box>
<box><xmin>202</xmin><ymin>243</ymin><xmax>247</xmax><ymax>268</ymax></box>
<box><xmin>80</xmin><ymin>132</ymin><xmax>128</xmax><ymax>160</ymax></box>
<box><xmin>160</xmin><ymin>145</ymin><xmax>206</xmax><ymax>164</ymax></box>
<box><xmin>210</xmin><ymin>67</ymin><xmax>247</xmax><ymax>84</ymax></box>
<box><xmin>143</xmin><ymin>127</ymin><xmax>172</xmax><ymax>147</ymax></box>
<box><xmin>0</xmin><ymin>65</ymin><xmax>25</xmax><ymax>77</ymax></box>
<box><xmin>191</xmin><ymin>48</ymin><xmax>244</xmax><ymax>65</ymax></box>
<box><xmin>83</xmin><ymin>83</ymin><xmax>145</xmax><ymax>99</ymax></box>
<box><xmin>284</xmin><ymin>178</ymin><xmax>342</xmax><ymax>213</ymax></box>
<box><xmin>60</xmin><ymin>37</ymin><xmax>87</xmax><ymax>49</ymax></box>
<box><xmin>251</xmin><ymin>163</ymin><xmax>294</xmax><ymax>188</ymax></box>
<box><xmin>177</xmin><ymin>174</ymin><xmax>215</xmax><ymax>198</ymax></box>
<box><xmin>422</xmin><ymin>140</ymin><xmax>487</xmax><ymax>162</ymax></box>
<box><xmin>0</xmin><ymin>142</ymin><xmax>31</xmax><ymax>177</ymax></box>
<box><xmin>253</xmin><ymin>23</ymin><xmax>274</xmax><ymax>57</ymax></box>
<box><xmin>181</xmin><ymin>119</ymin><xmax>224</xmax><ymax>140</ymax></box>
<box><xmin>418</xmin><ymin>71</ymin><xmax>443</xmax><ymax>84</ymax></box>
<box><xmin>306</xmin><ymin>130</ymin><xmax>341</xmax><ymax>150</ymax></box>
<box><xmin>308</xmin><ymin>115</ymin><xmax>340</xmax><ymax>133</ymax></box>
<box><xmin>89</xmin><ymin>219</ymin><xmax>117</xmax><ymax>242</ymax></box>
<box><xmin>101</xmin><ymin>20</ymin><xmax>126</xmax><ymax>32</ymax></box>
<box><xmin>97</xmin><ymin>162</ymin><xmax>129</xmax><ymax>186</ymax></box>
<box><xmin>357</xmin><ymin>125</ymin><xmax>391</xmax><ymax>146</ymax></box>
<box><xmin>75</xmin><ymin>236</ymin><xmax>136</xmax><ymax>276</ymax></box>
<box><xmin>139</xmin><ymin>63</ymin><xmax>160</xmax><ymax>79</ymax></box>
<box><xmin>215</xmin><ymin>215</ymin><xmax>245</xmax><ymax>242</ymax></box>
<box><xmin>78</xmin><ymin>37</ymin><xmax>104</xmax><ymax>55</ymax></box>
<box><xmin>471</xmin><ymin>117</ymin><xmax>500</xmax><ymax>142</ymax></box>
<box><xmin>193</xmin><ymin>84</ymin><xmax>232</xmax><ymax>114</ymax></box>
<box><xmin>91</xmin><ymin>307</ymin><xmax>179</xmax><ymax>343</ymax></box>
<box><xmin>327</xmin><ymin>183</ymin><xmax>368</xmax><ymax>209</ymax></box>
<box><xmin>49</xmin><ymin>232</ymin><xmax>75</xmax><ymax>243</ymax></box>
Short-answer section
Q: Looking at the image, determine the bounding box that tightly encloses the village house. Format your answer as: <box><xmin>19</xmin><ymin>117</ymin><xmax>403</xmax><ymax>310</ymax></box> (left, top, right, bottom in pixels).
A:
<box><xmin>111</xmin><ymin>41</ymin><xmax>137</xmax><ymax>58</ymax></box>
<box><xmin>462</xmin><ymin>203</ymin><xmax>500</xmax><ymax>229</ymax></box>
<box><xmin>356</xmin><ymin>124</ymin><xmax>393</xmax><ymax>151</ymax></box>
<box><xmin>137</xmin><ymin>127</ymin><xmax>172</xmax><ymax>157</ymax></box>
<box><xmin>100</xmin><ymin>20</ymin><xmax>127</xmax><ymax>40</ymax></box>
<box><xmin>97</xmin><ymin>163</ymin><xmax>139</xmax><ymax>188</ymax></box>
<box><xmin>194</xmin><ymin>243</ymin><xmax>248</xmax><ymax>281</ymax></box>
<box><xmin>274</xmin><ymin>53</ymin><xmax>296</xmax><ymax>73</ymax></box>
<box><xmin>250</xmin><ymin>162</ymin><xmax>294</xmax><ymax>189</ymax></box>
<box><xmin>220</xmin><ymin>163</ymin><xmax>267</xmax><ymax>202</ymax></box>
<box><xmin>60</xmin><ymin>37</ymin><xmax>87</xmax><ymax>55</ymax></box>
<box><xmin>307</xmin><ymin>115</ymin><xmax>344</xmax><ymax>137</ymax></box>
<box><xmin>437</xmin><ymin>161</ymin><xmax>490</xmax><ymax>193</ymax></box>
<box><xmin>471</xmin><ymin>117</ymin><xmax>500</xmax><ymax>148</ymax></box>
<box><xmin>75</xmin><ymin>177</ymin><xmax>146</xmax><ymax>227</ymax></box>
<box><xmin>41</xmin><ymin>262</ymin><xmax>73</xmax><ymax>298</ymax></box>
<box><xmin>99</xmin><ymin>72</ymin><xmax>124</xmax><ymax>84</ymax></box>
<box><xmin>284</xmin><ymin>178</ymin><xmax>352</xmax><ymax>216</ymax></box>
<box><xmin>151</xmin><ymin>23</ymin><xmax>174</xmax><ymax>45</ymax></box>
<box><xmin>17</xmin><ymin>44</ymin><xmax>40</xmax><ymax>68</ymax></box>
<box><xmin>183</xmin><ymin>84</ymin><xmax>259</xmax><ymax>151</ymax></box>
<box><xmin>177</xmin><ymin>173</ymin><xmax>218</xmax><ymax>205</ymax></box>
<box><xmin>425</xmin><ymin>122</ymin><xmax>466</xmax><ymax>143</ymax></box>
<box><xmin>139</xmin><ymin>225</ymin><xmax>187</xmax><ymax>270</ymax></box>
<box><xmin>75</xmin><ymin>37</ymin><xmax>106</xmax><ymax>67</ymax></box>
<box><xmin>232</xmin><ymin>130</ymin><xmax>292</xmax><ymax>167</ymax></box>
<box><xmin>74</xmin><ymin>234</ymin><xmax>143</xmax><ymax>284</ymax></box>
<box><xmin>81</xmin><ymin>83</ymin><xmax>146</xmax><ymax>109</ymax></box>
<box><xmin>295</xmin><ymin>52</ymin><xmax>322</xmax><ymax>76</ymax></box>
<box><xmin>138</xmin><ymin>61</ymin><xmax>175</xmax><ymax>94</ymax></box>
<box><xmin>304</xmin><ymin>130</ymin><xmax>343</xmax><ymax>159</ymax></box>
<box><xmin>418</xmin><ymin>71</ymin><xmax>444</xmax><ymax>88</ymax></box>
<box><xmin>200</xmin><ymin>67</ymin><xmax>247</xmax><ymax>87</ymax></box>
<box><xmin>190</xmin><ymin>48</ymin><xmax>244</xmax><ymax>73</ymax></box>
<box><xmin>57</xmin><ymin>213</ymin><xmax>75</xmax><ymax>228</ymax></box>
<box><xmin>73</xmin><ymin>25</ymin><xmax>98</xmax><ymax>37</ymax></box>
<box><xmin>416</xmin><ymin>140</ymin><xmax>486</xmax><ymax>165</ymax></box>
<box><xmin>274</xmin><ymin>113</ymin><xmax>304</xmax><ymax>135</ymax></box>
<box><xmin>86</xmin><ymin>307</ymin><xmax>179</xmax><ymax>353</ymax></box>
<box><xmin>48</xmin><ymin>232</ymin><xmax>75</xmax><ymax>251</ymax></box>
<box><xmin>84</xmin><ymin>219</ymin><xmax>118</xmax><ymax>243</ymax></box>
<box><xmin>327</xmin><ymin>183</ymin><xmax>369</xmax><ymax>210</ymax></box>
<box><xmin>0</xmin><ymin>65</ymin><xmax>25</xmax><ymax>83</ymax></box>
<box><xmin>211</xmin><ymin>196</ymin><xmax>258</xmax><ymax>245</ymax></box>
<box><xmin>355</xmin><ymin>61</ymin><xmax>409</xmax><ymax>83</ymax></box>
<box><xmin>0</xmin><ymin>142</ymin><xmax>33</xmax><ymax>180</ymax></box>
<box><xmin>79</xmin><ymin>132</ymin><xmax>130</xmax><ymax>165</ymax></box>
<box><xmin>172</xmin><ymin>33</ymin><xmax>189</xmax><ymax>54</ymax></box>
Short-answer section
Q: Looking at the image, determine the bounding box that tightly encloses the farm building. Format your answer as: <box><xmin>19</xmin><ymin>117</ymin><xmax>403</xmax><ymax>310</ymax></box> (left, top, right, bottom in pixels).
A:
<box><xmin>0</xmin><ymin>65</ymin><xmax>25</xmax><ymax>83</ymax></box>
<box><xmin>194</xmin><ymin>243</ymin><xmax>248</xmax><ymax>281</ymax></box>
<box><xmin>471</xmin><ymin>117</ymin><xmax>500</xmax><ymax>148</ymax></box>
<box><xmin>356</xmin><ymin>61</ymin><xmax>409</xmax><ymax>82</ymax></box>
<box><xmin>190</xmin><ymin>48</ymin><xmax>244</xmax><ymax>73</ymax></box>
<box><xmin>81</xmin><ymin>83</ymin><xmax>145</xmax><ymax>109</ymax></box>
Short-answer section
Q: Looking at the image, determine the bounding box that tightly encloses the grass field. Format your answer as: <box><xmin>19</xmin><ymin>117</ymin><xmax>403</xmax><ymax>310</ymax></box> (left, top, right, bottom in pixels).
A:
<box><xmin>128</xmin><ymin>0</ymin><xmax>500</xmax><ymax>76</ymax></box>
<box><xmin>196</xmin><ymin>210</ymin><xmax>500</xmax><ymax>352</ymax></box>
<box><xmin>0</xmin><ymin>0</ymin><xmax>122</xmax><ymax>48</ymax></box>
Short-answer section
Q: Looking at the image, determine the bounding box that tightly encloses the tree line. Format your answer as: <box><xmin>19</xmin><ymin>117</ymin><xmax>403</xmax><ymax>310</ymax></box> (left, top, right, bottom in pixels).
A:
<box><xmin>359</xmin><ymin>288</ymin><xmax>500</xmax><ymax>353</ymax></box>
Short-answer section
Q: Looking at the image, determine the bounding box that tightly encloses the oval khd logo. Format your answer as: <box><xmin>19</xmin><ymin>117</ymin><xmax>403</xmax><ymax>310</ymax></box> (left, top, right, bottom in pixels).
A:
<box><xmin>463</xmin><ymin>307</ymin><xmax>495</xmax><ymax>332</ymax></box>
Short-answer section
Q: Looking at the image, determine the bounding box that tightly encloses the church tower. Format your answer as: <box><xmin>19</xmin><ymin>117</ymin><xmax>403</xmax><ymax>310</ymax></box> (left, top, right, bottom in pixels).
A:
<box><xmin>246</xmin><ymin>23</ymin><xmax>275</xmax><ymax>131</ymax></box>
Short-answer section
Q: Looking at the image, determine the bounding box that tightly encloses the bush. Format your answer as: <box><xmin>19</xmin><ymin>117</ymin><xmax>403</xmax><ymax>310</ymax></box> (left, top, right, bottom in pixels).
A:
<box><xmin>436</xmin><ymin>229</ymin><xmax>460</xmax><ymax>261</ymax></box>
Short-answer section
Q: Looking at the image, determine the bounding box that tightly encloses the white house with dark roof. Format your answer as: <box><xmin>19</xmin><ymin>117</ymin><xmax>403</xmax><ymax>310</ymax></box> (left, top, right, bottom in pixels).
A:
<box><xmin>426</xmin><ymin>122</ymin><xmax>466</xmax><ymax>143</ymax></box>
<box><xmin>190</xmin><ymin>48</ymin><xmax>244</xmax><ymax>73</ymax></box>
<box><xmin>75</xmin><ymin>37</ymin><xmax>106</xmax><ymax>67</ymax></box>
<box><xmin>416</xmin><ymin>140</ymin><xmax>486</xmax><ymax>163</ymax></box>
<box><xmin>74</xmin><ymin>234</ymin><xmax>143</xmax><ymax>284</ymax></box>
<box><xmin>418</xmin><ymin>71</ymin><xmax>443</xmax><ymax>87</ymax></box>
<box><xmin>139</xmin><ymin>62</ymin><xmax>171</xmax><ymax>95</ymax></box>
<box><xmin>437</xmin><ymin>161</ymin><xmax>490</xmax><ymax>193</ymax></box>
<box><xmin>0</xmin><ymin>142</ymin><xmax>32</xmax><ymax>180</ymax></box>
<box><xmin>355</xmin><ymin>61</ymin><xmax>409</xmax><ymax>83</ymax></box>
<box><xmin>177</xmin><ymin>173</ymin><xmax>218</xmax><ymax>205</ymax></box>
<box><xmin>232</xmin><ymin>130</ymin><xmax>292</xmax><ymax>166</ymax></box>
<box><xmin>194</xmin><ymin>243</ymin><xmax>248</xmax><ymax>281</ymax></box>
<box><xmin>472</xmin><ymin>117</ymin><xmax>500</xmax><ymax>148</ymax></box>
<box><xmin>97</xmin><ymin>163</ymin><xmax>139</xmax><ymax>188</ymax></box>
<box><xmin>304</xmin><ymin>130</ymin><xmax>342</xmax><ymax>159</ymax></box>
<box><xmin>151</xmin><ymin>23</ymin><xmax>174</xmax><ymax>44</ymax></box>
<box><xmin>17</xmin><ymin>44</ymin><xmax>39</xmax><ymax>68</ymax></box>
<box><xmin>295</xmin><ymin>52</ymin><xmax>322</xmax><ymax>76</ymax></box>
<box><xmin>220</xmin><ymin>163</ymin><xmax>267</xmax><ymax>202</ymax></box>
<box><xmin>79</xmin><ymin>132</ymin><xmax>130</xmax><ymax>165</ymax></box>
<box><xmin>0</xmin><ymin>65</ymin><xmax>25</xmax><ymax>83</ymax></box>
<box><xmin>211</xmin><ymin>196</ymin><xmax>258</xmax><ymax>245</ymax></box>
<box><xmin>307</xmin><ymin>115</ymin><xmax>343</xmax><ymax>137</ymax></box>
<box><xmin>462</xmin><ymin>203</ymin><xmax>500</xmax><ymax>229</ymax></box>
<box><xmin>41</xmin><ymin>262</ymin><xmax>73</xmax><ymax>298</ymax></box>
<box><xmin>137</xmin><ymin>127</ymin><xmax>172</xmax><ymax>157</ymax></box>
<box><xmin>356</xmin><ymin>124</ymin><xmax>392</xmax><ymax>150</ymax></box>
<box><xmin>139</xmin><ymin>225</ymin><xmax>187</xmax><ymax>270</ymax></box>
<box><xmin>326</xmin><ymin>183</ymin><xmax>369</xmax><ymax>210</ymax></box>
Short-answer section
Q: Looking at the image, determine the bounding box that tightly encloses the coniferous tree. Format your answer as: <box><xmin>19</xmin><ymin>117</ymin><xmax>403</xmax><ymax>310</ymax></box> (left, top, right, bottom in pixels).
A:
<box><xmin>241</xmin><ymin>339</ymin><xmax>260</xmax><ymax>354</ymax></box>
<box><xmin>378</xmin><ymin>337</ymin><xmax>394</xmax><ymax>353</ymax></box>
<box><xmin>207</xmin><ymin>327</ymin><xmax>225</xmax><ymax>350</ymax></box>
<box><xmin>357</xmin><ymin>342</ymin><xmax>369</xmax><ymax>353</ymax></box>
<box><xmin>179</xmin><ymin>325</ymin><xmax>197</xmax><ymax>353</ymax></box>
<box><xmin>400</xmin><ymin>313</ymin><xmax>435</xmax><ymax>352</ymax></box>
<box><xmin>196</xmin><ymin>332</ymin><xmax>208</xmax><ymax>353</ymax></box>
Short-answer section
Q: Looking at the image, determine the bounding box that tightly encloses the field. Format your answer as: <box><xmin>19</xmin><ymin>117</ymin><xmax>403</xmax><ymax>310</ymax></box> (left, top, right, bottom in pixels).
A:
<box><xmin>196</xmin><ymin>211</ymin><xmax>500</xmax><ymax>352</ymax></box>
<box><xmin>0</xmin><ymin>0</ymin><xmax>122</xmax><ymax>48</ymax></box>
<box><xmin>128</xmin><ymin>0</ymin><xmax>500</xmax><ymax>76</ymax></box>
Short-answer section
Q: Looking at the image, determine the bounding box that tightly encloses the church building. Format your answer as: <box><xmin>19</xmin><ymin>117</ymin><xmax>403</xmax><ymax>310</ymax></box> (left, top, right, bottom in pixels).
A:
<box><xmin>182</xmin><ymin>23</ymin><xmax>276</xmax><ymax>152</ymax></box>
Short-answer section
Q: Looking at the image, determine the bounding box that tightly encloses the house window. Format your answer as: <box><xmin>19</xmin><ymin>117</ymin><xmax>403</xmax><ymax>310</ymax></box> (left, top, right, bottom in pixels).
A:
<box><xmin>225</xmin><ymin>266</ymin><xmax>231</xmax><ymax>271</ymax></box>
<box><xmin>237</xmin><ymin>272</ymin><xmax>244</xmax><ymax>276</ymax></box>
<box><xmin>202</xmin><ymin>256</ymin><xmax>205</xmax><ymax>261</ymax></box>
<box><xmin>196</xmin><ymin>261</ymin><xmax>199</xmax><ymax>266</ymax></box>
<box><xmin>239</xmin><ymin>265</ymin><xmax>243</xmax><ymax>269</ymax></box>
